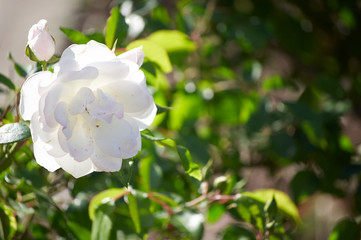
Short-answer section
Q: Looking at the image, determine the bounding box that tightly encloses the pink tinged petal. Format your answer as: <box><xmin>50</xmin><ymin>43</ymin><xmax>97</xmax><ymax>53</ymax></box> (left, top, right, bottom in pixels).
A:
<box><xmin>94</xmin><ymin>117</ymin><xmax>141</xmax><ymax>159</ymax></box>
<box><xmin>20</xmin><ymin>71</ymin><xmax>52</xmax><ymax>120</ymax></box>
<box><xmin>87</xmin><ymin>89</ymin><xmax>124</xmax><ymax>123</ymax></box>
<box><xmin>28</xmin><ymin>19</ymin><xmax>47</xmax><ymax>41</ymax></box>
<box><xmin>54</xmin><ymin>102</ymin><xmax>69</xmax><ymax>126</ymax></box>
<box><xmin>54</xmin><ymin>101</ymin><xmax>77</xmax><ymax>139</ymax></box>
<box><xmin>56</xmin><ymin>156</ymin><xmax>95</xmax><ymax>178</ymax></box>
<box><xmin>118</xmin><ymin>46</ymin><xmax>144</xmax><ymax>67</ymax></box>
<box><xmin>28</xmin><ymin>30</ymin><xmax>55</xmax><ymax>61</ymax></box>
<box><xmin>66</xmin><ymin>119</ymin><xmax>94</xmax><ymax>161</ymax></box>
<box><xmin>30</xmin><ymin>113</ymin><xmax>67</xmax><ymax>160</ymax></box>
<box><xmin>69</xmin><ymin>87</ymin><xmax>95</xmax><ymax>115</ymax></box>
<box><xmin>91</xmin><ymin>145</ymin><xmax>123</xmax><ymax>172</ymax></box>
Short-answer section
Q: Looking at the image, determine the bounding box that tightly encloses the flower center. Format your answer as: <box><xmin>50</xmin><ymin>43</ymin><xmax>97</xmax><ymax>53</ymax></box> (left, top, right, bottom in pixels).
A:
<box><xmin>68</xmin><ymin>87</ymin><xmax>124</xmax><ymax>124</ymax></box>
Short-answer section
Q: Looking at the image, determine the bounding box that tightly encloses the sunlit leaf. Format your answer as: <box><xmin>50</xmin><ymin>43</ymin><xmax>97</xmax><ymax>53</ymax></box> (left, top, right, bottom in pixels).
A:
<box><xmin>176</xmin><ymin>145</ymin><xmax>202</xmax><ymax>181</ymax></box>
<box><xmin>0</xmin><ymin>203</ymin><xmax>17</xmax><ymax>240</ymax></box>
<box><xmin>91</xmin><ymin>202</ymin><xmax>114</xmax><ymax>240</ymax></box>
<box><xmin>127</xmin><ymin>39</ymin><xmax>172</xmax><ymax>73</ymax></box>
<box><xmin>147</xmin><ymin>30</ymin><xmax>196</xmax><ymax>53</ymax></box>
<box><xmin>242</xmin><ymin>189</ymin><xmax>301</xmax><ymax>225</ymax></box>
<box><xmin>0</xmin><ymin>123</ymin><xmax>31</xmax><ymax>144</ymax></box>
<box><xmin>88</xmin><ymin>188</ymin><xmax>129</xmax><ymax>220</ymax></box>
<box><xmin>60</xmin><ymin>28</ymin><xmax>90</xmax><ymax>44</ymax></box>
<box><xmin>68</xmin><ymin>221</ymin><xmax>91</xmax><ymax>240</ymax></box>
<box><xmin>105</xmin><ymin>7</ymin><xmax>128</xmax><ymax>49</ymax></box>
<box><xmin>128</xmin><ymin>194</ymin><xmax>141</xmax><ymax>234</ymax></box>
<box><xmin>207</xmin><ymin>204</ymin><xmax>226</xmax><ymax>223</ymax></box>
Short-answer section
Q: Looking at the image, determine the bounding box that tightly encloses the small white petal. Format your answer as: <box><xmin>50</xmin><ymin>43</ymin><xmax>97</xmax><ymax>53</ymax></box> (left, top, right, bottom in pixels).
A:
<box><xmin>94</xmin><ymin>117</ymin><xmax>141</xmax><ymax>159</ymax></box>
<box><xmin>20</xmin><ymin>71</ymin><xmax>52</xmax><ymax>120</ymax></box>
<box><xmin>102</xmin><ymin>76</ymin><xmax>153</xmax><ymax>114</ymax></box>
<box><xmin>91</xmin><ymin>145</ymin><xmax>123</xmax><ymax>172</ymax></box>
<box><xmin>56</xmin><ymin>156</ymin><xmax>95</xmax><ymax>178</ymax></box>
<box><xmin>118</xmin><ymin>46</ymin><xmax>144</xmax><ymax>67</ymax></box>
<box><xmin>69</xmin><ymin>87</ymin><xmax>95</xmax><ymax>115</ymax></box>
<box><xmin>66</xmin><ymin>119</ymin><xmax>94</xmax><ymax>161</ymax></box>
<box><xmin>129</xmin><ymin>102</ymin><xmax>157</xmax><ymax>131</ymax></box>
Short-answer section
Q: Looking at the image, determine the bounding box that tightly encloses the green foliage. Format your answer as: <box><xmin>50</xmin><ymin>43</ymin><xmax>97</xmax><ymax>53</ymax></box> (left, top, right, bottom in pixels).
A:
<box><xmin>1</xmin><ymin>0</ymin><xmax>361</xmax><ymax>239</ymax></box>
<box><xmin>0</xmin><ymin>123</ymin><xmax>31</xmax><ymax>144</ymax></box>
<box><xmin>328</xmin><ymin>218</ymin><xmax>361</xmax><ymax>240</ymax></box>
<box><xmin>0</xmin><ymin>74</ymin><xmax>15</xmax><ymax>90</ymax></box>
<box><xmin>105</xmin><ymin>6</ymin><xmax>128</xmax><ymax>49</ymax></box>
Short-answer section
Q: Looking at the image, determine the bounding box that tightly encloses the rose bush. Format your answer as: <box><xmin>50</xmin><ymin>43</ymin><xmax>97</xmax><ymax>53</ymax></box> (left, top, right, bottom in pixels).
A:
<box><xmin>19</xmin><ymin>40</ymin><xmax>156</xmax><ymax>178</ymax></box>
<box><xmin>27</xmin><ymin>19</ymin><xmax>55</xmax><ymax>62</ymax></box>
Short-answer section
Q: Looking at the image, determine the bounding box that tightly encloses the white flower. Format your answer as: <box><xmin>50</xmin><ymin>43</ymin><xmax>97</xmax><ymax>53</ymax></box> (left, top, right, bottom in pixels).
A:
<box><xmin>19</xmin><ymin>40</ymin><xmax>157</xmax><ymax>178</ymax></box>
<box><xmin>27</xmin><ymin>19</ymin><xmax>55</xmax><ymax>61</ymax></box>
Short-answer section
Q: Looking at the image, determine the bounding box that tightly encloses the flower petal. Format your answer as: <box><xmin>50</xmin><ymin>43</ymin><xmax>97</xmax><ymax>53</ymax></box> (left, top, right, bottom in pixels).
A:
<box><xmin>20</xmin><ymin>71</ymin><xmax>52</xmax><ymax>120</ymax></box>
<box><xmin>56</xmin><ymin>156</ymin><xmax>95</xmax><ymax>178</ymax></box>
<box><xmin>102</xmin><ymin>74</ymin><xmax>153</xmax><ymax>115</ymax></box>
<box><xmin>94</xmin><ymin>117</ymin><xmax>141</xmax><ymax>159</ymax></box>
<box><xmin>68</xmin><ymin>87</ymin><xmax>95</xmax><ymax>115</ymax></box>
<box><xmin>66</xmin><ymin>118</ymin><xmax>94</xmax><ymax>161</ymax></box>
<box><xmin>118</xmin><ymin>46</ymin><xmax>144</xmax><ymax>67</ymax></box>
<box><xmin>91</xmin><ymin>145</ymin><xmax>123</xmax><ymax>172</ymax></box>
<box><xmin>129</xmin><ymin>101</ymin><xmax>157</xmax><ymax>130</ymax></box>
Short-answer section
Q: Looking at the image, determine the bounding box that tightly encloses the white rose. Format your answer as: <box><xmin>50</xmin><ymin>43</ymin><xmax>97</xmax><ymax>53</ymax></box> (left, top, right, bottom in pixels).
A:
<box><xmin>27</xmin><ymin>19</ymin><xmax>55</xmax><ymax>61</ymax></box>
<box><xmin>19</xmin><ymin>40</ymin><xmax>157</xmax><ymax>178</ymax></box>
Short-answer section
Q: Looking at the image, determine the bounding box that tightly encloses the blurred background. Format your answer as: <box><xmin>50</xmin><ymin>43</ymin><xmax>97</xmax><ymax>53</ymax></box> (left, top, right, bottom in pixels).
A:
<box><xmin>1</xmin><ymin>0</ymin><xmax>361</xmax><ymax>239</ymax></box>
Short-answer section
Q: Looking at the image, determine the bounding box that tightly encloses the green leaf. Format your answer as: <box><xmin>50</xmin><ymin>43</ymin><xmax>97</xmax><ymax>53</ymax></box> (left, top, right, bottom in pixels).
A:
<box><xmin>219</xmin><ymin>225</ymin><xmax>256</xmax><ymax>240</ymax></box>
<box><xmin>68</xmin><ymin>221</ymin><xmax>91</xmax><ymax>240</ymax></box>
<box><xmin>147</xmin><ymin>30</ymin><xmax>196</xmax><ymax>53</ymax></box>
<box><xmin>88</xmin><ymin>188</ymin><xmax>129</xmax><ymax>220</ymax></box>
<box><xmin>127</xmin><ymin>194</ymin><xmax>141</xmax><ymax>234</ymax></box>
<box><xmin>290</xmin><ymin>170</ymin><xmax>319</xmax><ymax>204</ymax></box>
<box><xmin>242</xmin><ymin>189</ymin><xmax>301</xmax><ymax>225</ymax></box>
<box><xmin>171</xmin><ymin>210</ymin><xmax>204</xmax><ymax>240</ymax></box>
<box><xmin>25</xmin><ymin>45</ymin><xmax>39</xmax><ymax>62</ymax></box>
<box><xmin>264</xmin><ymin>195</ymin><xmax>278</xmax><ymax>220</ymax></box>
<box><xmin>207</xmin><ymin>204</ymin><xmax>226</xmax><ymax>223</ymax></box>
<box><xmin>105</xmin><ymin>7</ymin><xmax>128</xmax><ymax>49</ymax></box>
<box><xmin>0</xmin><ymin>203</ymin><xmax>17</xmax><ymax>240</ymax></box>
<box><xmin>119</xmin><ymin>159</ymin><xmax>133</xmax><ymax>187</ymax></box>
<box><xmin>141</xmin><ymin>132</ymin><xmax>166</xmax><ymax>142</ymax></box>
<box><xmin>0</xmin><ymin>73</ymin><xmax>15</xmax><ymax>90</ymax></box>
<box><xmin>156</xmin><ymin>104</ymin><xmax>172</xmax><ymax>114</ymax></box>
<box><xmin>8</xmin><ymin>53</ymin><xmax>30</xmax><ymax>77</ymax></box>
<box><xmin>127</xmin><ymin>39</ymin><xmax>172</xmax><ymax>73</ymax></box>
<box><xmin>91</xmin><ymin>202</ymin><xmax>114</xmax><ymax>240</ymax></box>
<box><xmin>262</xmin><ymin>75</ymin><xmax>285</xmax><ymax>90</ymax></box>
<box><xmin>60</xmin><ymin>28</ymin><xmax>90</xmax><ymax>44</ymax></box>
<box><xmin>329</xmin><ymin>218</ymin><xmax>360</xmax><ymax>240</ymax></box>
<box><xmin>0</xmin><ymin>123</ymin><xmax>31</xmax><ymax>144</ymax></box>
<box><xmin>176</xmin><ymin>145</ymin><xmax>202</xmax><ymax>181</ymax></box>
